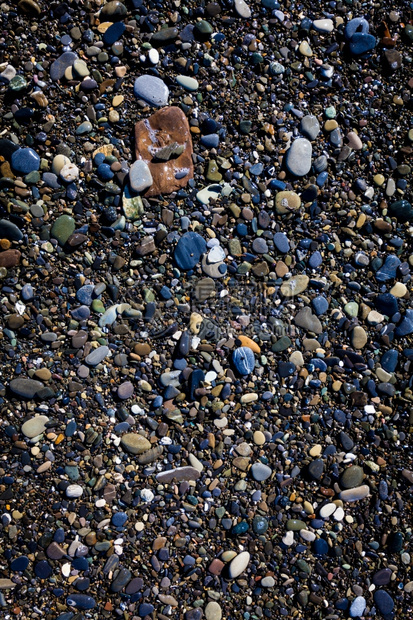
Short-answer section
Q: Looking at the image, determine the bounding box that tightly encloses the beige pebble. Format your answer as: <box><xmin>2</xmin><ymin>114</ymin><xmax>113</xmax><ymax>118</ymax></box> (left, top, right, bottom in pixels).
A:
<box><xmin>241</xmin><ymin>393</ymin><xmax>258</xmax><ymax>404</ymax></box>
<box><xmin>109</xmin><ymin>110</ymin><xmax>120</xmax><ymax>123</ymax></box>
<box><xmin>390</xmin><ymin>282</ymin><xmax>407</xmax><ymax>297</ymax></box>
<box><xmin>309</xmin><ymin>444</ymin><xmax>322</xmax><ymax>457</ymax></box>
<box><xmin>189</xmin><ymin>312</ymin><xmax>203</xmax><ymax>334</ymax></box>
<box><xmin>253</xmin><ymin>430</ymin><xmax>266</xmax><ymax>445</ymax></box>
<box><xmin>367</xmin><ymin>310</ymin><xmax>384</xmax><ymax>325</ymax></box>
<box><xmin>351</xmin><ymin>325</ymin><xmax>367</xmax><ymax>349</ymax></box>
<box><xmin>347</xmin><ymin>131</ymin><xmax>363</xmax><ymax>150</ymax></box>
<box><xmin>112</xmin><ymin>95</ymin><xmax>124</xmax><ymax>107</ymax></box>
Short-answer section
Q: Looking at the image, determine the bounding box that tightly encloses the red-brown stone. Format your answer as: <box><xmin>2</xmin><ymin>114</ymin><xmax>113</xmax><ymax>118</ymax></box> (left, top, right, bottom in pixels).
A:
<box><xmin>134</xmin><ymin>106</ymin><xmax>193</xmax><ymax>197</ymax></box>
<box><xmin>0</xmin><ymin>249</ymin><xmax>21</xmax><ymax>268</ymax></box>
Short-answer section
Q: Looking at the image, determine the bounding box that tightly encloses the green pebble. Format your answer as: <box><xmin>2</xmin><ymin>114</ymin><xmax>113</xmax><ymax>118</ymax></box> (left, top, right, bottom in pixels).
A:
<box><xmin>92</xmin><ymin>299</ymin><xmax>105</xmax><ymax>313</ymax></box>
<box><xmin>286</xmin><ymin>519</ymin><xmax>307</xmax><ymax>531</ymax></box>
<box><xmin>325</xmin><ymin>106</ymin><xmax>336</xmax><ymax>118</ymax></box>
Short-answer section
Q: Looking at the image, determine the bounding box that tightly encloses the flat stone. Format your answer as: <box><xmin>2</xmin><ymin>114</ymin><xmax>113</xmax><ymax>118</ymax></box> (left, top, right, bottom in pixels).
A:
<box><xmin>234</xmin><ymin>0</ymin><xmax>251</xmax><ymax>18</ymax></box>
<box><xmin>275</xmin><ymin>190</ymin><xmax>301</xmax><ymax>214</ymax></box>
<box><xmin>117</xmin><ymin>381</ymin><xmax>134</xmax><ymax>400</ymax></box>
<box><xmin>174</xmin><ymin>232</ymin><xmax>206</xmax><ymax>270</ymax></box>
<box><xmin>0</xmin><ymin>219</ymin><xmax>23</xmax><ymax>241</ymax></box>
<box><xmin>85</xmin><ymin>346</ymin><xmax>110</xmax><ymax>366</ymax></box>
<box><xmin>285</xmin><ymin>138</ymin><xmax>312</xmax><ymax>176</ymax></box>
<box><xmin>66</xmin><ymin>594</ymin><xmax>96</xmax><ymax>610</ymax></box>
<box><xmin>251</xmin><ymin>462</ymin><xmax>272</xmax><ymax>481</ymax></box>
<box><xmin>135</xmin><ymin>106</ymin><xmax>193</xmax><ymax>196</ymax></box>
<box><xmin>10</xmin><ymin>379</ymin><xmax>44</xmax><ymax>400</ymax></box>
<box><xmin>280</xmin><ymin>275</ymin><xmax>309</xmax><ymax>297</ymax></box>
<box><xmin>50</xmin><ymin>52</ymin><xmax>78</xmax><ymax>81</ymax></box>
<box><xmin>21</xmin><ymin>415</ymin><xmax>49</xmax><ymax>437</ymax></box>
<box><xmin>176</xmin><ymin>75</ymin><xmax>199</xmax><ymax>91</ymax></box>
<box><xmin>111</xmin><ymin>567</ymin><xmax>131</xmax><ymax>593</ymax></box>
<box><xmin>205</xmin><ymin>601</ymin><xmax>222</xmax><ymax>620</ymax></box>
<box><xmin>340</xmin><ymin>485</ymin><xmax>370</xmax><ymax>502</ymax></box>
<box><xmin>133</xmin><ymin>75</ymin><xmax>169</xmax><ymax>107</ymax></box>
<box><xmin>341</xmin><ymin>466</ymin><xmax>364</xmax><ymax>489</ymax></box>
<box><xmin>350</xmin><ymin>596</ymin><xmax>366</xmax><ymax>618</ymax></box>
<box><xmin>129</xmin><ymin>160</ymin><xmax>153</xmax><ymax>192</ymax></box>
<box><xmin>121</xmin><ymin>434</ymin><xmax>151</xmax><ymax>455</ymax></box>
<box><xmin>66</xmin><ymin>484</ymin><xmax>83</xmax><ymax>498</ymax></box>
<box><xmin>51</xmin><ymin>215</ymin><xmax>75</xmax><ymax>245</ymax></box>
<box><xmin>294</xmin><ymin>307</ymin><xmax>322</xmax><ymax>334</ymax></box>
<box><xmin>156</xmin><ymin>466</ymin><xmax>200</xmax><ymax>483</ymax></box>
<box><xmin>0</xmin><ymin>249</ymin><xmax>21</xmax><ymax>268</ymax></box>
<box><xmin>351</xmin><ymin>325</ymin><xmax>367</xmax><ymax>349</ymax></box>
<box><xmin>11</xmin><ymin>148</ymin><xmax>40</xmax><ymax>174</ymax></box>
<box><xmin>229</xmin><ymin>551</ymin><xmax>250</xmax><ymax>578</ymax></box>
<box><xmin>0</xmin><ymin>579</ymin><xmax>16</xmax><ymax>589</ymax></box>
<box><xmin>232</xmin><ymin>346</ymin><xmax>255</xmax><ymax>375</ymax></box>
<box><xmin>300</xmin><ymin>115</ymin><xmax>320</xmax><ymax>140</ymax></box>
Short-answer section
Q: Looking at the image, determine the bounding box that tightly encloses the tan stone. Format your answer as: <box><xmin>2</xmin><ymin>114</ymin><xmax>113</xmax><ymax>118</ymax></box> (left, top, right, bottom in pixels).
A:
<box><xmin>237</xmin><ymin>335</ymin><xmax>260</xmax><ymax>353</ymax></box>
<box><xmin>135</xmin><ymin>106</ymin><xmax>193</xmax><ymax>197</ymax></box>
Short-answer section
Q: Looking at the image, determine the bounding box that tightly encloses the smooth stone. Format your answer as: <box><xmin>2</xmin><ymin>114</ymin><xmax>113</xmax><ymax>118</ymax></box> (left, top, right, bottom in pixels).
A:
<box><xmin>176</xmin><ymin>75</ymin><xmax>199</xmax><ymax>91</ymax></box>
<box><xmin>10</xmin><ymin>379</ymin><xmax>44</xmax><ymax>400</ymax></box>
<box><xmin>228</xmin><ymin>551</ymin><xmax>250</xmax><ymax>578</ymax></box>
<box><xmin>373</xmin><ymin>569</ymin><xmax>392</xmax><ymax>586</ymax></box>
<box><xmin>111</xmin><ymin>567</ymin><xmax>131</xmax><ymax>592</ymax></box>
<box><xmin>345</xmin><ymin>17</ymin><xmax>369</xmax><ymax>41</ymax></box>
<box><xmin>0</xmin><ymin>220</ymin><xmax>23</xmax><ymax>241</ymax></box>
<box><xmin>66</xmin><ymin>484</ymin><xmax>83</xmax><ymax>498</ymax></box>
<box><xmin>312</xmin><ymin>295</ymin><xmax>329</xmax><ymax>316</ymax></box>
<box><xmin>312</xmin><ymin>18</ymin><xmax>334</xmax><ymax>33</ymax></box>
<box><xmin>294</xmin><ymin>307</ymin><xmax>322</xmax><ymax>334</ymax></box>
<box><xmin>100</xmin><ymin>0</ymin><xmax>127</xmax><ymax>19</ymax></box>
<box><xmin>341</xmin><ymin>466</ymin><xmax>364</xmax><ymax>489</ymax></box>
<box><xmin>118</xmin><ymin>381</ymin><xmax>134</xmax><ymax>400</ymax></box>
<box><xmin>261</xmin><ymin>576</ymin><xmax>275</xmax><ymax>587</ymax></box>
<box><xmin>285</xmin><ymin>138</ymin><xmax>312</xmax><ymax>176</ymax></box>
<box><xmin>21</xmin><ymin>415</ymin><xmax>49</xmax><ymax>438</ymax></box>
<box><xmin>300</xmin><ymin>115</ymin><xmax>320</xmax><ymax>140</ymax></box>
<box><xmin>273</xmin><ymin>232</ymin><xmax>290</xmax><ymax>253</ymax></box>
<box><xmin>235</xmin><ymin>0</ymin><xmax>251</xmax><ymax>18</ymax></box>
<box><xmin>280</xmin><ymin>275</ymin><xmax>309</xmax><ymax>297</ymax></box>
<box><xmin>350</xmin><ymin>596</ymin><xmax>366</xmax><ymax>618</ymax></box>
<box><xmin>11</xmin><ymin>148</ymin><xmax>40</xmax><ymax>174</ymax></box>
<box><xmin>308</xmin><ymin>459</ymin><xmax>324</xmax><ymax>480</ymax></box>
<box><xmin>66</xmin><ymin>594</ymin><xmax>96</xmax><ymax>610</ymax></box>
<box><xmin>287</xmin><ymin>519</ymin><xmax>307</xmax><ymax>531</ymax></box>
<box><xmin>85</xmin><ymin>346</ymin><xmax>110</xmax><ymax>366</ymax></box>
<box><xmin>11</xmin><ymin>556</ymin><xmax>29</xmax><ymax>571</ymax></box>
<box><xmin>351</xmin><ymin>326</ymin><xmax>367</xmax><ymax>349</ymax></box>
<box><xmin>395</xmin><ymin>309</ymin><xmax>413</xmax><ymax>336</ymax></box>
<box><xmin>340</xmin><ymin>485</ymin><xmax>370</xmax><ymax>502</ymax></box>
<box><xmin>232</xmin><ymin>347</ymin><xmax>255</xmax><ymax>375</ymax></box>
<box><xmin>99</xmin><ymin>304</ymin><xmax>119</xmax><ymax>328</ymax></box>
<box><xmin>251</xmin><ymin>462</ymin><xmax>272</xmax><ymax>481</ymax></box>
<box><xmin>373</xmin><ymin>590</ymin><xmax>394</xmax><ymax>615</ymax></box>
<box><xmin>121</xmin><ymin>433</ymin><xmax>151</xmax><ymax>455</ymax></box>
<box><xmin>129</xmin><ymin>160</ymin><xmax>153</xmax><ymax>192</ymax></box>
<box><xmin>138</xmin><ymin>603</ymin><xmax>154</xmax><ymax>617</ymax></box>
<box><xmin>50</xmin><ymin>52</ymin><xmax>77</xmax><ymax>80</ymax></box>
<box><xmin>349</xmin><ymin>33</ymin><xmax>376</xmax><ymax>55</ymax></box>
<box><xmin>205</xmin><ymin>601</ymin><xmax>222</xmax><ymax>620</ymax></box>
<box><xmin>156</xmin><ymin>466</ymin><xmax>200</xmax><ymax>483</ymax></box>
<box><xmin>174</xmin><ymin>232</ymin><xmax>207</xmax><ymax>270</ymax></box>
<box><xmin>0</xmin><ymin>249</ymin><xmax>22</xmax><ymax>268</ymax></box>
<box><xmin>51</xmin><ymin>215</ymin><xmax>75</xmax><ymax>245</ymax></box>
<box><xmin>133</xmin><ymin>75</ymin><xmax>169</xmax><ymax>107</ymax></box>
<box><xmin>102</xmin><ymin>21</ymin><xmax>125</xmax><ymax>45</ymax></box>
<box><xmin>389</xmin><ymin>200</ymin><xmax>412</xmax><ymax>222</ymax></box>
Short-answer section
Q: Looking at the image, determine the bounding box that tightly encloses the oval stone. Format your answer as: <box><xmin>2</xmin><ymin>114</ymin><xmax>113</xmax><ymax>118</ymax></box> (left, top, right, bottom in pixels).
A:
<box><xmin>285</xmin><ymin>138</ymin><xmax>312</xmax><ymax>176</ymax></box>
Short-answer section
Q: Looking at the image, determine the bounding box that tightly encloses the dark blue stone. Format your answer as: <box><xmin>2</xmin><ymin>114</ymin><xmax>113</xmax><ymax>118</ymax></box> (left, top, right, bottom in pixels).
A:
<box><xmin>387</xmin><ymin>531</ymin><xmax>403</xmax><ymax>553</ymax></box>
<box><xmin>72</xmin><ymin>557</ymin><xmax>89</xmax><ymax>571</ymax></box>
<box><xmin>335</xmin><ymin>598</ymin><xmax>349</xmax><ymax>610</ymax></box>
<box><xmin>189</xmin><ymin>368</ymin><xmax>205</xmax><ymax>400</ymax></box>
<box><xmin>308</xmin><ymin>251</ymin><xmax>323</xmax><ymax>268</ymax></box>
<box><xmin>138</xmin><ymin>603</ymin><xmax>154</xmax><ymax>617</ymax></box>
<box><xmin>35</xmin><ymin>560</ymin><xmax>52</xmax><ymax>578</ymax></box>
<box><xmin>375</xmin><ymin>293</ymin><xmax>398</xmax><ymax>316</ymax></box>
<box><xmin>97</xmin><ymin>163</ymin><xmax>114</xmax><ymax>181</ymax></box>
<box><xmin>232</xmin><ymin>347</ymin><xmax>255</xmax><ymax>375</ymax></box>
<box><xmin>200</xmin><ymin>133</ymin><xmax>219</xmax><ymax>148</ymax></box>
<box><xmin>395</xmin><ymin>309</ymin><xmax>413</xmax><ymax>337</ymax></box>
<box><xmin>312</xmin><ymin>295</ymin><xmax>329</xmax><ymax>316</ymax></box>
<box><xmin>11</xmin><ymin>555</ymin><xmax>29</xmax><ymax>571</ymax></box>
<box><xmin>112</xmin><ymin>512</ymin><xmax>128</xmax><ymax>527</ymax></box>
<box><xmin>236</xmin><ymin>223</ymin><xmax>248</xmax><ymax>236</ymax></box>
<box><xmin>389</xmin><ymin>200</ymin><xmax>412</xmax><ymax>222</ymax></box>
<box><xmin>71</xmin><ymin>305</ymin><xmax>90</xmax><ymax>321</ymax></box>
<box><xmin>54</xmin><ymin>527</ymin><xmax>65</xmax><ymax>543</ymax></box>
<box><xmin>313</xmin><ymin>538</ymin><xmax>329</xmax><ymax>555</ymax></box>
<box><xmin>11</xmin><ymin>148</ymin><xmax>40</xmax><ymax>174</ymax></box>
<box><xmin>374</xmin><ymin>590</ymin><xmax>394</xmax><ymax>615</ymax></box>
<box><xmin>273</xmin><ymin>232</ymin><xmax>290</xmax><ymax>253</ymax></box>
<box><xmin>50</xmin><ymin>52</ymin><xmax>77</xmax><ymax>81</ymax></box>
<box><xmin>349</xmin><ymin>33</ymin><xmax>377</xmax><ymax>55</ymax></box>
<box><xmin>66</xmin><ymin>594</ymin><xmax>96</xmax><ymax>609</ymax></box>
<box><xmin>278</xmin><ymin>362</ymin><xmax>295</xmax><ymax>377</ymax></box>
<box><xmin>76</xmin><ymin>285</ymin><xmax>95</xmax><ymax>306</ymax></box>
<box><xmin>344</xmin><ymin>17</ymin><xmax>370</xmax><ymax>40</ymax></box>
<box><xmin>375</xmin><ymin>256</ymin><xmax>400</xmax><ymax>282</ymax></box>
<box><xmin>94</xmin><ymin>153</ymin><xmax>106</xmax><ymax>166</ymax></box>
<box><xmin>316</xmin><ymin>171</ymin><xmax>328</xmax><ymax>187</ymax></box>
<box><xmin>160</xmin><ymin>285</ymin><xmax>172</xmax><ymax>299</ymax></box>
<box><xmin>174</xmin><ymin>232</ymin><xmax>206</xmax><ymax>270</ymax></box>
<box><xmin>381</xmin><ymin>350</ymin><xmax>398</xmax><ymax>373</ymax></box>
<box><xmin>103</xmin><ymin>22</ymin><xmax>126</xmax><ymax>45</ymax></box>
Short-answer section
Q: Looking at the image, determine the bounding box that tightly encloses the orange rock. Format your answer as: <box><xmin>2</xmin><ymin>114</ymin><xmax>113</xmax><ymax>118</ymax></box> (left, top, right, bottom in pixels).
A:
<box><xmin>135</xmin><ymin>106</ymin><xmax>193</xmax><ymax>197</ymax></box>
<box><xmin>237</xmin><ymin>335</ymin><xmax>261</xmax><ymax>353</ymax></box>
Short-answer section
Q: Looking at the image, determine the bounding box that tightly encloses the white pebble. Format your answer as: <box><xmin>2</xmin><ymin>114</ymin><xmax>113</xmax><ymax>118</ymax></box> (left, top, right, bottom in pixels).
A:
<box><xmin>60</xmin><ymin>162</ymin><xmax>79</xmax><ymax>182</ymax></box>
<box><xmin>149</xmin><ymin>48</ymin><xmax>159</xmax><ymax>64</ymax></box>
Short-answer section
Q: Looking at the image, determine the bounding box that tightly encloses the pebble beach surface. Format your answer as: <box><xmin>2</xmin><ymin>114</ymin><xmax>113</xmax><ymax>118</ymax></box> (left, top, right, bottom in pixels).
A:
<box><xmin>0</xmin><ymin>0</ymin><xmax>413</xmax><ymax>619</ymax></box>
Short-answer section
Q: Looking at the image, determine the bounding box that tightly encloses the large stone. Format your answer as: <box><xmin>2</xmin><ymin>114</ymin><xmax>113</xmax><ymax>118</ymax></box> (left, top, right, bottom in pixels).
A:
<box><xmin>228</xmin><ymin>551</ymin><xmax>250</xmax><ymax>578</ymax></box>
<box><xmin>0</xmin><ymin>250</ymin><xmax>21</xmax><ymax>268</ymax></box>
<box><xmin>280</xmin><ymin>275</ymin><xmax>308</xmax><ymax>297</ymax></box>
<box><xmin>156</xmin><ymin>466</ymin><xmax>201</xmax><ymax>483</ymax></box>
<box><xmin>121</xmin><ymin>433</ymin><xmax>151</xmax><ymax>455</ymax></box>
<box><xmin>10</xmin><ymin>378</ymin><xmax>44</xmax><ymax>400</ymax></box>
<box><xmin>285</xmin><ymin>138</ymin><xmax>312</xmax><ymax>176</ymax></box>
<box><xmin>135</xmin><ymin>106</ymin><xmax>193</xmax><ymax>196</ymax></box>
<box><xmin>133</xmin><ymin>75</ymin><xmax>169</xmax><ymax>107</ymax></box>
<box><xmin>21</xmin><ymin>415</ymin><xmax>49</xmax><ymax>437</ymax></box>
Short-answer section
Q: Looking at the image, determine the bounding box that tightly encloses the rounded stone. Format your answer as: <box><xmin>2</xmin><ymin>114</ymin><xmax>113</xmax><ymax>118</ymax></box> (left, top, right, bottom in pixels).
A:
<box><xmin>121</xmin><ymin>433</ymin><xmax>151</xmax><ymax>455</ymax></box>
<box><xmin>285</xmin><ymin>138</ymin><xmax>312</xmax><ymax>176</ymax></box>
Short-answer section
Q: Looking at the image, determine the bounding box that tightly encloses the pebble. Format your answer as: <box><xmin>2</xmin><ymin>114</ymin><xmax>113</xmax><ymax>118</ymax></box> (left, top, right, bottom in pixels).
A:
<box><xmin>285</xmin><ymin>138</ymin><xmax>312</xmax><ymax>176</ymax></box>
<box><xmin>129</xmin><ymin>160</ymin><xmax>153</xmax><ymax>192</ymax></box>
<box><xmin>229</xmin><ymin>551</ymin><xmax>250</xmax><ymax>578</ymax></box>
<box><xmin>11</xmin><ymin>148</ymin><xmax>40</xmax><ymax>174</ymax></box>
<box><xmin>133</xmin><ymin>75</ymin><xmax>169</xmax><ymax>107</ymax></box>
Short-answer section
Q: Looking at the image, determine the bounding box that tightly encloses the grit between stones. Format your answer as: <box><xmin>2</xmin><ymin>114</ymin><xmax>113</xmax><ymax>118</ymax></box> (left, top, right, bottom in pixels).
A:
<box><xmin>0</xmin><ymin>0</ymin><xmax>413</xmax><ymax>619</ymax></box>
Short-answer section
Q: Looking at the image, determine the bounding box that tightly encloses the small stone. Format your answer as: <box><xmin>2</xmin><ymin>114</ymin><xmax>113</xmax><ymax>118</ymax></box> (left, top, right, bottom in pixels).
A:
<box><xmin>300</xmin><ymin>115</ymin><xmax>320</xmax><ymax>140</ymax></box>
<box><xmin>351</xmin><ymin>326</ymin><xmax>367</xmax><ymax>349</ymax></box>
<box><xmin>251</xmin><ymin>462</ymin><xmax>272</xmax><ymax>481</ymax></box>
<box><xmin>228</xmin><ymin>551</ymin><xmax>250</xmax><ymax>578</ymax></box>
<box><xmin>129</xmin><ymin>160</ymin><xmax>153</xmax><ymax>192</ymax></box>
<box><xmin>341</xmin><ymin>466</ymin><xmax>364</xmax><ymax>489</ymax></box>
<box><xmin>340</xmin><ymin>485</ymin><xmax>370</xmax><ymax>502</ymax></box>
<box><xmin>285</xmin><ymin>139</ymin><xmax>312</xmax><ymax>176</ymax></box>
<box><xmin>280</xmin><ymin>275</ymin><xmax>309</xmax><ymax>297</ymax></box>
<box><xmin>234</xmin><ymin>0</ymin><xmax>251</xmax><ymax>18</ymax></box>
